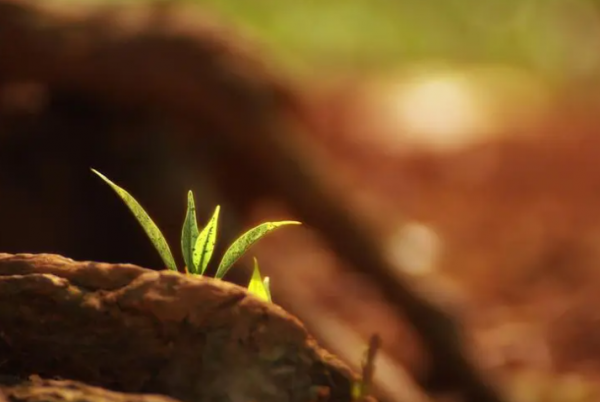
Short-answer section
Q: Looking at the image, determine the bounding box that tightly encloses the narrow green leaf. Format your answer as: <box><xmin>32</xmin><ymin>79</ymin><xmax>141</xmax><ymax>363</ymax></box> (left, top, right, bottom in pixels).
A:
<box><xmin>181</xmin><ymin>191</ymin><xmax>200</xmax><ymax>274</ymax></box>
<box><xmin>193</xmin><ymin>205</ymin><xmax>220</xmax><ymax>275</ymax></box>
<box><xmin>215</xmin><ymin>220</ymin><xmax>301</xmax><ymax>279</ymax></box>
<box><xmin>91</xmin><ymin>168</ymin><xmax>178</xmax><ymax>271</ymax></box>
<box><xmin>247</xmin><ymin>257</ymin><xmax>271</xmax><ymax>302</ymax></box>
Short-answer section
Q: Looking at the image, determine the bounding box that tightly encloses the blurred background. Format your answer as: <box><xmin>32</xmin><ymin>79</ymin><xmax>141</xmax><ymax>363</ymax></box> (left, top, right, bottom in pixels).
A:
<box><xmin>3</xmin><ymin>0</ymin><xmax>600</xmax><ymax>401</ymax></box>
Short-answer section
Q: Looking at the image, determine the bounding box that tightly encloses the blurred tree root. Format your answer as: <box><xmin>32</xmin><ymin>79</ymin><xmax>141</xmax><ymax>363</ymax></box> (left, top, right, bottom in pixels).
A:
<box><xmin>0</xmin><ymin>1</ymin><xmax>505</xmax><ymax>402</ymax></box>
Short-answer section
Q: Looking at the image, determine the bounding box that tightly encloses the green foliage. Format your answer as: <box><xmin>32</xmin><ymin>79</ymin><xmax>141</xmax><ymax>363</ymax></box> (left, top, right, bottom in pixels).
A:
<box><xmin>192</xmin><ymin>205</ymin><xmax>220</xmax><ymax>275</ymax></box>
<box><xmin>53</xmin><ymin>0</ymin><xmax>594</xmax><ymax>83</ymax></box>
<box><xmin>91</xmin><ymin>169</ymin><xmax>178</xmax><ymax>272</ymax></box>
<box><xmin>92</xmin><ymin>169</ymin><xmax>300</xmax><ymax>301</ymax></box>
<box><xmin>182</xmin><ymin>0</ymin><xmax>586</xmax><ymax>81</ymax></box>
<box><xmin>216</xmin><ymin>221</ymin><xmax>301</xmax><ymax>279</ymax></box>
<box><xmin>181</xmin><ymin>191</ymin><xmax>200</xmax><ymax>273</ymax></box>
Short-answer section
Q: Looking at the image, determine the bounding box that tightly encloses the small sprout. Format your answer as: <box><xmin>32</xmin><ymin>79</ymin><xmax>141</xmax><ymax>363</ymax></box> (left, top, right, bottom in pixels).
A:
<box><xmin>216</xmin><ymin>221</ymin><xmax>301</xmax><ymax>279</ymax></box>
<box><xmin>247</xmin><ymin>257</ymin><xmax>271</xmax><ymax>302</ymax></box>
<box><xmin>91</xmin><ymin>168</ymin><xmax>177</xmax><ymax>272</ymax></box>
<box><xmin>352</xmin><ymin>334</ymin><xmax>381</xmax><ymax>402</ymax></box>
<box><xmin>192</xmin><ymin>205</ymin><xmax>220</xmax><ymax>275</ymax></box>
<box><xmin>91</xmin><ymin>169</ymin><xmax>300</xmax><ymax>304</ymax></box>
<box><xmin>181</xmin><ymin>191</ymin><xmax>200</xmax><ymax>273</ymax></box>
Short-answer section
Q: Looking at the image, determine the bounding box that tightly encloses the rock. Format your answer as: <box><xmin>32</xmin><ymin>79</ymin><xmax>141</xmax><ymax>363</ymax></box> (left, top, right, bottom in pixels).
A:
<box><xmin>0</xmin><ymin>377</ymin><xmax>183</xmax><ymax>402</ymax></box>
<box><xmin>0</xmin><ymin>253</ymin><xmax>357</xmax><ymax>402</ymax></box>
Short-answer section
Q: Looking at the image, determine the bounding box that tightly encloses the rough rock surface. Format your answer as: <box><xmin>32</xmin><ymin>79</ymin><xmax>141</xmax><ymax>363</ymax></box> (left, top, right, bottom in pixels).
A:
<box><xmin>0</xmin><ymin>253</ymin><xmax>357</xmax><ymax>402</ymax></box>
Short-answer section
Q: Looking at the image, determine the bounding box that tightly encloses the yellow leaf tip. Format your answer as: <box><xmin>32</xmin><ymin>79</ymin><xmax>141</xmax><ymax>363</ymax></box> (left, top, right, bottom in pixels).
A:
<box><xmin>280</xmin><ymin>221</ymin><xmax>302</xmax><ymax>226</ymax></box>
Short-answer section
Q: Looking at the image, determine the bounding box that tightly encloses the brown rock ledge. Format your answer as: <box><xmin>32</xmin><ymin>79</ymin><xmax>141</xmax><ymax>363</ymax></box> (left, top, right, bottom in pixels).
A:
<box><xmin>0</xmin><ymin>253</ymin><xmax>358</xmax><ymax>402</ymax></box>
<box><xmin>0</xmin><ymin>377</ymin><xmax>183</xmax><ymax>402</ymax></box>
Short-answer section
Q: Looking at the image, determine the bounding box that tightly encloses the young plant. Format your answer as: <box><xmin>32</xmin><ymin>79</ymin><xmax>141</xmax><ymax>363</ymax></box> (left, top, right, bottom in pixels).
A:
<box><xmin>247</xmin><ymin>257</ymin><xmax>272</xmax><ymax>302</ymax></box>
<box><xmin>352</xmin><ymin>334</ymin><xmax>381</xmax><ymax>402</ymax></box>
<box><xmin>91</xmin><ymin>168</ymin><xmax>299</xmax><ymax>302</ymax></box>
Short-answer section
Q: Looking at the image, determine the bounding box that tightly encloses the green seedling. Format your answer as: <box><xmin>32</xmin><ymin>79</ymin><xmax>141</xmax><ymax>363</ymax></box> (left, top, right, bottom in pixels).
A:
<box><xmin>248</xmin><ymin>257</ymin><xmax>271</xmax><ymax>302</ymax></box>
<box><xmin>91</xmin><ymin>168</ymin><xmax>299</xmax><ymax>302</ymax></box>
<box><xmin>352</xmin><ymin>334</ymin><xmax>381</xmax><ymax>402</ymax></box>
<box><xmin>181</xmin><ymin>190</ymin><xmax>200</xmax><ymax>274</ymax></box>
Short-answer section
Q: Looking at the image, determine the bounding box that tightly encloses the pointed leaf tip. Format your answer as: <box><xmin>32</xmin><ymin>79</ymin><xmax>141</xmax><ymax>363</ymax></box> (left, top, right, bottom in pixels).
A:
<box><xmin>247</xmin><ymin>257</ymin><xmax>271</xmax><ymax>302</ymax></box>
<box><xmin>193</xmin><ymin>205</ymin><xmax>220</xmax><ymax>275</ymax></box>
<box><xmin>216</xmin><ymin>220</ymin><xmax>301</xmax><ymax>279</ymax></box>
<box><xmin>181</xmin><ymin>190</ymin><xmax>200</xmax><ymax>274</ymax></box>
<box><xmin>91</xmin><ymin>168</ymin><xmax>178</xmax><ymax>272</ymax></box>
